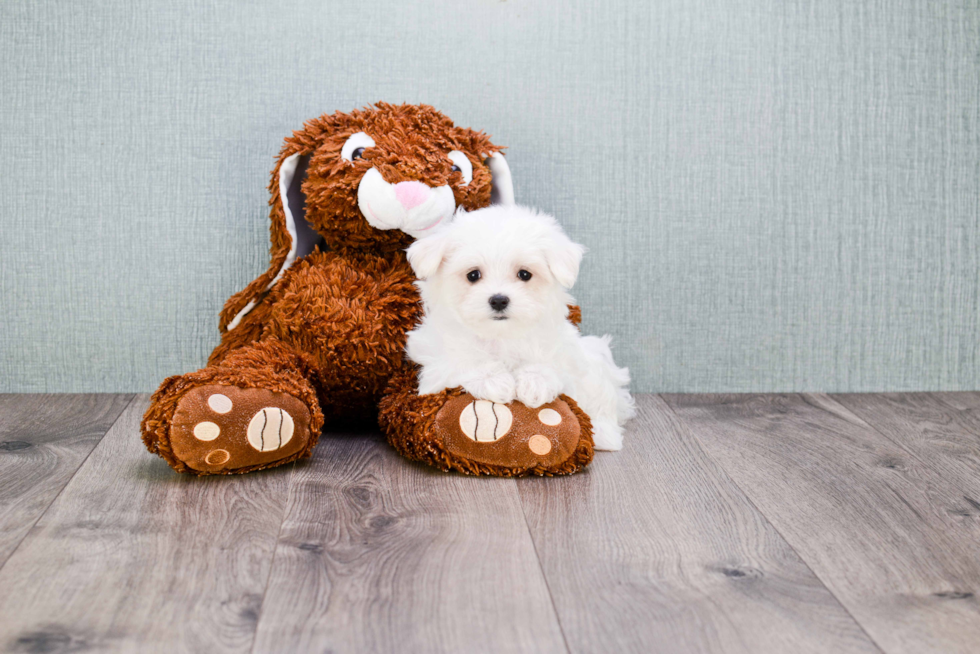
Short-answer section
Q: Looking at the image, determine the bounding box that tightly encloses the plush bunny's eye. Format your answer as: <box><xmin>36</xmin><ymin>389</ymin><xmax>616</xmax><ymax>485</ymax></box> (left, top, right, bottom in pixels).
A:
<box><xmin>447</xmin><ymin>151</ymin><xmax>473</xmax><ymax>186</ymax></box>
<box><xmin>342</xmin><ymin>132</ymin><xmax>376</xmax><ymax>163</ymax></box>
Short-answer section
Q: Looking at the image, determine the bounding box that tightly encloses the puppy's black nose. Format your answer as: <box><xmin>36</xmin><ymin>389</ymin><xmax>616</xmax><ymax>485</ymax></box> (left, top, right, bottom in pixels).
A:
<box><xmin>488</xmin><ymin>294</ymin><xmax>510</xmax><ymax>312</ymax></box>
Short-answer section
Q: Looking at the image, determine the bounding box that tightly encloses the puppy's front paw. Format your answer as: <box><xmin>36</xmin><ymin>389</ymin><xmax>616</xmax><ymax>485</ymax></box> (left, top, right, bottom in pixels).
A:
<box><xmin>464</xmin><ymin>372</ymin><xmax>517</xmax><ymax>405</ymax></box>
<box><xmin>515</xmin><ymin>366</ymin><xmax>563</xmax><ymax>408</ymax></box>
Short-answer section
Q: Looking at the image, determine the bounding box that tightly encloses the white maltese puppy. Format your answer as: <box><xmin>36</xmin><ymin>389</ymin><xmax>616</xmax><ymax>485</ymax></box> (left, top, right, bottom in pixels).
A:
<box><xmin>405</xmin><ymin>205</ymin><xmax>635</xmax><ymax>451</ymax></box>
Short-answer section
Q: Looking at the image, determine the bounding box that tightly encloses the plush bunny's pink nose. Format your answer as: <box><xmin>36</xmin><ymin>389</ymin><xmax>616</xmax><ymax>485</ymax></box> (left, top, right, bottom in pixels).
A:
<box><xmin>394</xmin><ymin>181</ymin><xmax>430</xmax><ymax>210</ymax></box>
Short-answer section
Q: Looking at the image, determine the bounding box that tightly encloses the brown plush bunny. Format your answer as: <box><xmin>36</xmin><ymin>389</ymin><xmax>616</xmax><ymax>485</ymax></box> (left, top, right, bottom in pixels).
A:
<box><xmin>141</xmin><ymin>103</ymin><xmax>594</xmax><ymax>476</ymax></box>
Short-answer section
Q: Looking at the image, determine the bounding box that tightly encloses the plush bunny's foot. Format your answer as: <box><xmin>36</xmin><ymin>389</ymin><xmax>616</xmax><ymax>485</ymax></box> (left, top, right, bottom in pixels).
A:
<box><xmin>380</xmin><ymin>381</ymin><xmax>594</xmax><ymax>476</ymax></box>
<box><xmin>143</xmin><ymin>378</ymin><xmax>322</xmax><ymax>475</ymax></box>
<box><xmin>435</xmin><ymin>394</ymin><xmax>592</xmax><ymax>473</ymax></box>
<box><xmin>162</xmin><ymin>385</ymin><xmax>315</xmax><ymax>474</ymax></box>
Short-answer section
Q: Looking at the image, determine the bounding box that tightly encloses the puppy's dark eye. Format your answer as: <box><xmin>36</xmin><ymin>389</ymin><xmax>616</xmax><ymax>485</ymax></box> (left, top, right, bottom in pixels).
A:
<box><xmin>517</xmin><ymin>269</ymin><xmax>532</xmax><ymax>282</ymax></box>
<box><xmin>450</xmin><ymin>164</ymin><xmax>461</xmax><ymax>173</ymax></box>
<box><xmin>466</xmin><ymin>270</ymin><xmax>482</xmax><ymax>283</ymax></box>
<box><xmin>351</xmin><ymin>147</ymin><xmax>365</xmax><ymax>161</ymax></box>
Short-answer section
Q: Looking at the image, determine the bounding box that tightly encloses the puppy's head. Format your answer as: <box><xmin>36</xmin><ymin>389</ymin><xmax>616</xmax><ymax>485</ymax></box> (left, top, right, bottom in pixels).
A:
<box><xmin>407</xmin><ymin>205</ymin><xmax>585</xmax><ymax>337</ymax></box>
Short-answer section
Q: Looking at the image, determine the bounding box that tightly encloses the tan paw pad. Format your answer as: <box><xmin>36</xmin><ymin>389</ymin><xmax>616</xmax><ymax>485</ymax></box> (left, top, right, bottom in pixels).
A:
<box><xmin>537</xmin><ymin>408</ymin><xmax>562</xmax><ymax>426</ymax></box>
<box><xmin>207</xmin><ymin>393</ymin><xmax>233</xmax><ymax>414</ymax></box>
<box><xmin>193</xmin><ymin>421</ymin><xmax>220</xmax><ymax>441</ymax></box>
<box><xmin>247</xmin><ymin>407</ymin><xmax>295</xmax><ymax>452</ymax></box>
<box><xmin>205</xmin><ymin>449</ymin><xmax>230</xmax><ymax>466</ymax></box>
<box><xmin>459</xmin><ymin>400</ymin><xmax>513</xmax><ymax>442</ymax></box>
<box><xmin>528</xmin><ymin>434</ymin><xmax>553</xmax><ymax>455</ymax></box>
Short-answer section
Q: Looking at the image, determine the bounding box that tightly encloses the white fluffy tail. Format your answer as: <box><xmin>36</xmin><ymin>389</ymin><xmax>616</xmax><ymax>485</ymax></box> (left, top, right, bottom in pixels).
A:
<box><xmin>577</xmin><ymin>335</ymin><xmax>635</xmax><ymax>451</ymax></box>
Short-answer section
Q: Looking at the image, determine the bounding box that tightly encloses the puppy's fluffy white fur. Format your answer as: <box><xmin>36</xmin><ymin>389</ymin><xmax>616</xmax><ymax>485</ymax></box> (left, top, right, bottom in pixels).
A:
<box><xmin>405</xmin><ymin>205</ymin><xmax>635</xmax><ymax>451</ymax></box>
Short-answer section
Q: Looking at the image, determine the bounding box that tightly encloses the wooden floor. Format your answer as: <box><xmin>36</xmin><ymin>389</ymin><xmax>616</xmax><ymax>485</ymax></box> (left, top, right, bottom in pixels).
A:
<box><xmin>0</xmin><ymin>394</ymin><xmax>978</xmax><ymax>653</ymax></box>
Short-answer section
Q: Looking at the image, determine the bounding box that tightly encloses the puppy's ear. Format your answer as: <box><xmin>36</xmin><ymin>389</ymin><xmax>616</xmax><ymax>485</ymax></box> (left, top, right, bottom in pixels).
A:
<box><xmin>543</xmin><ymin>228</ymin><xmax>587</xmax><ymax>288</ymax></box>
<box><xmin>407</xmin><ymin>231</ymin><xmax>453</xmax><ymax>280</ymax></box>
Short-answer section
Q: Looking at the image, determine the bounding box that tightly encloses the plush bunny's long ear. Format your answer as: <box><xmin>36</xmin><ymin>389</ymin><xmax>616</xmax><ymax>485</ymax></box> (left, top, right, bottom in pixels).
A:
<box><xmin>280</xmin><ymin>153</ymin><xmax>325</xmax><ymax>276</ymax></box>
<box><xmin>486</xmin><ymin>152</ymin><xmax>514</xmax><ymax>205</ymax></box>
<box><xmin>221</xmin><ymin>150</ymin><xmax>324</xmax><ymax>332</ymax></box>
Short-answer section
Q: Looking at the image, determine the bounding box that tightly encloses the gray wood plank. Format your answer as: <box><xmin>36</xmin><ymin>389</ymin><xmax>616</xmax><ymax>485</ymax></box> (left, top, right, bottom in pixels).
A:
<box><xmin>931</xmin><ymin>391</ymin><xmax>980</xmax><ymax>412</ymax></box>
<box><xmin>0</xmin><ymin>395</ymin><xmax>292</xmax><ymax>654</ymax></box>
<box><xmin>0</xmin><ymin>393</ymin><xmax>132</xmax><ymax>568</ymax></box>
<box><xmin>518</xmin><ymin>394</ymin><xmax>879</xmax><ymax>654</ymax></box>
<box><xmin>664</xmin><ymin>393</ymin><xmax>980</xmax><ymax>654</ymax></box>
<box><xmin>832</xmin><ymin>392</ymin><xmax>980</xmax><ymax>514</ymax></box>
<box><xmin>251</xmin><ymin>431</ymin><xmax>567</xmax><ymax>654</ymax></box>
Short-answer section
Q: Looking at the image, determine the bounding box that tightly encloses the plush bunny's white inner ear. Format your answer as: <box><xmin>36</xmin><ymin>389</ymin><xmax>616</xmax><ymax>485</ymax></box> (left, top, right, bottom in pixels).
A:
<box><xmin>486</xmin><ymin>152</ymin><xmax>514</xmax><ymax>205</ymax></box>
<box><xmin>283</xmin><ymin>154</ymin><xmax>324</xmax><ymax>266</ymax></box>
<box><xmin>273</xmin><ymin>152</ymin><xmax>319</xmax><ymax>287</ymax></box>
<box><xmin>226</xmin><ymin>152</ymin><xmax>321</xmax><ymax>331</ymax></box>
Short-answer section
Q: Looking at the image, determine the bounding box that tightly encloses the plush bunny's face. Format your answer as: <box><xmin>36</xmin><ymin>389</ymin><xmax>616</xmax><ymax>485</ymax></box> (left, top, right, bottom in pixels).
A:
<box><xmin>285</xmin><ymin>104</ymin><xmax>512</xmax><ymax>254</ymax></box>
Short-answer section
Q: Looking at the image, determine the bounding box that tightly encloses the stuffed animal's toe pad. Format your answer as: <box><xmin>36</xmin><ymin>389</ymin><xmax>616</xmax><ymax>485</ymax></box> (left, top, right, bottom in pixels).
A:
<box><xmin>170</xmin><ymin>385</ymin><xmax>312</xmax><ymax>473</ymax></box>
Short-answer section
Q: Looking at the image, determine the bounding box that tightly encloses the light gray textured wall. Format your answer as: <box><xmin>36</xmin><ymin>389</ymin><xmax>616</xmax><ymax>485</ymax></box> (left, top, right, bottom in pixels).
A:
<box><xmin>1</xmin><ymin>0</ymin><xmax>978</xmax><ymax>393</ymax></box>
